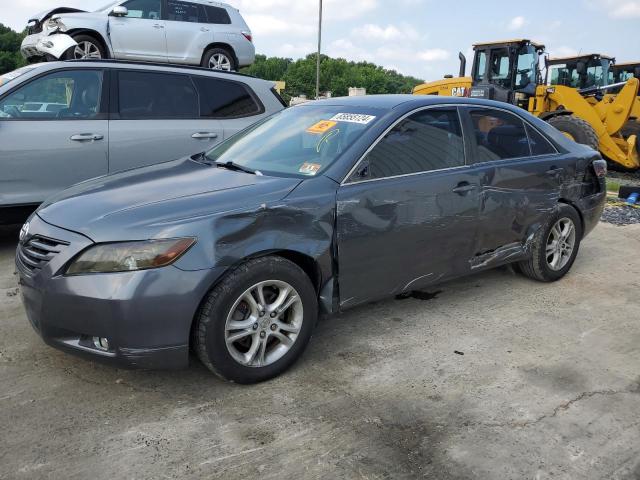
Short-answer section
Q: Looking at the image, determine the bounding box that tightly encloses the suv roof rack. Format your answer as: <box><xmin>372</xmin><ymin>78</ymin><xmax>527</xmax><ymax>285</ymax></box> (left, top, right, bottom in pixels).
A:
<box><xmin>62</xmin><ymin>59</ymin><xmax>257</xmax><ymax>79</ymax></box>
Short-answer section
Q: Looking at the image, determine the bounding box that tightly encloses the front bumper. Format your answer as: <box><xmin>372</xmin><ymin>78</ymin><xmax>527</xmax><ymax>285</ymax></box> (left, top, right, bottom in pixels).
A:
<box><xmin>21</xmin><ymin>32</ymin><xmax>77</xmax><ymax>60</ymax></box>
<box><xmin>17</xmin><ymin>214</ymin><xmax>225</xmax><ymax>370</ymax></box>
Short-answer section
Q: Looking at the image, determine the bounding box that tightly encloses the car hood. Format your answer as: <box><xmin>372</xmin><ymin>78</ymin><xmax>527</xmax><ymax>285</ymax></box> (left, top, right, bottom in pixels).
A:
<box><xmin>37</xmin><ymin>158</ymin><xmax>302</xmax><ymax>242</ymax></box>
<box><xmin>29</xmin><ymin>7</ymin><xmax>87</xmax><ymax>23</ymax></box>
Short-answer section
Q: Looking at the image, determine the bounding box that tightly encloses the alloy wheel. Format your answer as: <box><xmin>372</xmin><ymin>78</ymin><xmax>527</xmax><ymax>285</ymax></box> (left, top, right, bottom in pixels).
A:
<box><xmin>73</xmin><ymin>41</ymin><xmax>102</xmax><ymax>60</ymax></box>
<box><xmin>224</xmin><ymin>280</ymin><xmax>303</xmax><ymax>367</ymax></box>
<box><xmin>208</xmin><ymin>53</ymin><xmax>232</xmax><ymax>71</ymax></box>
<box><xmin>545</xmin><ymin>218</ymin><xmax>576</xmax><ymax>271</ymax></box>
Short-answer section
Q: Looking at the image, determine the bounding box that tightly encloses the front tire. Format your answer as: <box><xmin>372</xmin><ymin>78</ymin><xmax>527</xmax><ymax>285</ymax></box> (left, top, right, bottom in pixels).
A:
<box><xmin>518</xmin><ymin>204</ymin><xmax>583</xmax><ymax>282</ymax></box>
<box><xmin>201</xmin><ymin>47</ymin><xmax>236</xmax><ymax>71</ymax></box>
<box><xmin>547</xmin><ymin>115</ymin><xmax>599</xmax><ymax>151</ymax></box>
<box><xmin>194</xmin><ymin>256</ymin><xmax>317</xmax><ymax>383</ymax></box>
<box><xmin>63</xmin><ymin>34</ymin><xmax>105</xmax><ymax>60</ymax></box>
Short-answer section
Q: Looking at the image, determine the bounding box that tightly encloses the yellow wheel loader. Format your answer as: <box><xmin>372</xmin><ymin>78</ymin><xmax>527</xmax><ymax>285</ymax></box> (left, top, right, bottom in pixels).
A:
<box><xmin>413</xmin><ymin>40</ymin><xmax>639</xmax><ymax>170</ymax></box>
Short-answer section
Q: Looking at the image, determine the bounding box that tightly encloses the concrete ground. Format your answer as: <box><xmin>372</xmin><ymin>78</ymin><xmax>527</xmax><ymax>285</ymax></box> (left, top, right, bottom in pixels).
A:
<box><xmin>1</xmin><ymin>223</ymin><xmax>639</xmax><ymax>480</ymax></box>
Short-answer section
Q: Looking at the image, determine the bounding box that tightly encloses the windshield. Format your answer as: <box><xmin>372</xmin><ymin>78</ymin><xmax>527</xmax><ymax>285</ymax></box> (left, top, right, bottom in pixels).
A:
<box><xmin>0</xmin><ymin>65</ymin><xmax>40</xmax><ymax>88</ymax></box>
<box><xmin>205</xmin><ymin>105</ymin><xmax>385</xmax><ymax>178</ymax></box>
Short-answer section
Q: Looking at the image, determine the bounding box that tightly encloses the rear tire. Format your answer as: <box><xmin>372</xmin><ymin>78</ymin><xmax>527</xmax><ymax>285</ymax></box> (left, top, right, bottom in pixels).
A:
<box><xmin>547</xmin><ymin>115</ymin><xmax>599</xmax><ymax>151</ymax></box>
<box><xmin>201</xmin><ymin>47</ymin><xmax>236</xmax><ymax>71</ymax></box>
<box><xmin>194</xmin><ymin>256</ymin><xmax>317</xmax><ymax>384</ymax></box>
<box><xmin>518</xmin><ymin>204</ymin><xmax>583</xmax><ymax>282</ymax></box>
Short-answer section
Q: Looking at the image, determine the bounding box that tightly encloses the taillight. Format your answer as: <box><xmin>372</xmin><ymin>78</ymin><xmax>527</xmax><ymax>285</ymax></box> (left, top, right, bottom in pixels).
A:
<box><xmin>242</xmin><ymin>31</ymin><xmax>252</xmax><ymax>42</ymax></box>
<box><xmin>593</xmin><ymin>159</ymin><xmax>607</xmax><ymax>178</ymax></box>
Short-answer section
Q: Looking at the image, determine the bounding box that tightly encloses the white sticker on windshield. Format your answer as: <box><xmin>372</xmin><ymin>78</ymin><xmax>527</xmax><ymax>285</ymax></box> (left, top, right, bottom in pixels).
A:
<box><xmin>329</xmin><ymin>113</ymin><xmax>376</xmax><ymax>125</ymax></box>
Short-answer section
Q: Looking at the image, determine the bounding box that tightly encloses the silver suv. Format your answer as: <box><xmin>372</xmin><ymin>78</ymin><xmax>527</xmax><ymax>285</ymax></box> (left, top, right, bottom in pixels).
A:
<box><xmin>21</xmin><ymin>0</ymin><xmax>254</xmax><ymax>71</ymax></box>
<box><xmin>0</xmin><ymin>61</ymin><xmax>285</xmax><ymax>224</ymax></box>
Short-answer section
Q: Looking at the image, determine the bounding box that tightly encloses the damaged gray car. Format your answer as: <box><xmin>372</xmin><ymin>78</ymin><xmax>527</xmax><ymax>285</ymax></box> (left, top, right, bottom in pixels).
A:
<box><xmin>17</xmin><ymin>95</ymin><xmax>607</xmax><ymax>384</ymax></box>
<box><xmin>21</xmin><ymin>0</ymin><xmax>255</xmax><ymax>71</ymax></box>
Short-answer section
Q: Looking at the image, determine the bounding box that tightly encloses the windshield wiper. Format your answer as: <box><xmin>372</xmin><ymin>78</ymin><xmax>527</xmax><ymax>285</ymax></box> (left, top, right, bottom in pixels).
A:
<box><xmin>215</xmin><ymin>161</ymin><xmax>260</xmax><ymax>176</ymax></box>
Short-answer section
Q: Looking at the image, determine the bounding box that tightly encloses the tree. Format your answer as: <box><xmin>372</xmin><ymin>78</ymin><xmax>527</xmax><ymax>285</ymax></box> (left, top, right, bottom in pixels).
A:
<box><xmin>242</xmin><ymin>53</ymin><xmax>424</xmax><ymax>101</ymax></box>
<box><xmin>0</xmin><ymin>24</ymin><xmax>27</xmax><ymax>75</ymax></box>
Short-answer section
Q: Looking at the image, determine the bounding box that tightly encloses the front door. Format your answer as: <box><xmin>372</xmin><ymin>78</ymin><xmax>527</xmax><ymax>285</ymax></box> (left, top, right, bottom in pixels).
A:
<box><xmin>0</xmin><ymin>69</ymin><xmax>108</xmax><ymax>207</ymax></box>
<box><xmin>109</xmin><ymin>0</ymin><xmax>167</xmax><ymax>61</ymax></box>
<box><xmin>165</xmin><ymin>0</ymin><xmax>212</xmax><ymax>64</ymax></box>
<box><xmin>336</xmin><ymin>107</ymin><xmax>480</xmax><ymax>309</ymax></box>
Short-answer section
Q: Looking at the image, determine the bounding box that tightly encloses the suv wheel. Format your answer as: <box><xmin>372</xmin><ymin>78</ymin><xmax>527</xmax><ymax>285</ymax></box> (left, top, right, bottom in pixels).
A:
<box><xmin>194</xmin><ymin>256</ymin><xmax>317</xmax><ymax>383</ymax></box>
<box><xmin>202</xmin><ymin>47</ymin><xmax>236</xmax><ymax>71</ymax></box>
<box><xmin>518</xmin><ymin>203</ymin><xmax>583</xmax><ymax>282</ymax></box>
<box><xmin>64</xmin><ymin>35</ymin><xmax>105</xmax><ymax>60</ymax></box>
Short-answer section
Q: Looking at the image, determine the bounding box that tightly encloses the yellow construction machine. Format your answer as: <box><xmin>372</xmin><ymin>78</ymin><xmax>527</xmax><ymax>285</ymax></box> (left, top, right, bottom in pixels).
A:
<box><xmin>413</xmin><ymin>40</ymin><xmax>639</xmax><ymax>170</ymax></box>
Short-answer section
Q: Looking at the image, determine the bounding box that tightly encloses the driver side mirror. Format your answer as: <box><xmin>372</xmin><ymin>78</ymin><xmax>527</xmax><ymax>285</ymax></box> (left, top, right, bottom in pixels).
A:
<box><xmin>576</xmin><ymin>61</ymin><xmax>587</xmax><ymax>76</ymax></box>
<box><xmin>110</xmin><ymin>6</ymin><xmax>128</xmax><ymax>17</ymax></box>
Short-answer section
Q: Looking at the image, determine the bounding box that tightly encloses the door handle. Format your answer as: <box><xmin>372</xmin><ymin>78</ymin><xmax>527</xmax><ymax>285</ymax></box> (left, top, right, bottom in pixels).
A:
<box><xmin>153</xmin><ymin>24</ymin><xmax>164</xmax><ymax>29</ymax></box>
<box><xmin>191</xmin><ymin>132</ymin><xmax>219</xmax><ymax>139</ymax></box>
<box><xmin>452</xmin><ymin>182</ymin><xmax>477</xmax><ymax>195</ymax></box>
<box><xmin>200</xmin><ymin>27</ymin><xmax>210</xmax><ymax>32</ymax></box>
<box><xmin>545</xmin><ymin>167</ymin><xmax>564</xmax><ymax>176</ymax></box>
<box><xmin>70</xmin><ymin>133</ymin><xmax>104</xmax><ymax>141</ymax></box>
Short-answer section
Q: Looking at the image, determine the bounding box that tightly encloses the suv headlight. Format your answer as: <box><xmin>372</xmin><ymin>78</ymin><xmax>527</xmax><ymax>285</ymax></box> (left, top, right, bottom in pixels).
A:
<box><xmin>66</xmin><ymin>238</ymin><xmax>196</xmax><ymax>275</ymax></box>
<box><xmin>45</xmin><ymin>18</ymin><xmax>67</xmax><ymax>32</ymax></box>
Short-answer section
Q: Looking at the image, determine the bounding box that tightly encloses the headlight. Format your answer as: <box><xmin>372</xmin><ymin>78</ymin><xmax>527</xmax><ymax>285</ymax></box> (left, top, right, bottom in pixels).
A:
<box><xmin>45</xmin><ymin>18</ymin><xmax>67</xmax><ymax>32</ymax></box>
<box><xmin>66</xmin><ymin>238</ymin><xmax>196</xmax><ymax>275</ymax></box>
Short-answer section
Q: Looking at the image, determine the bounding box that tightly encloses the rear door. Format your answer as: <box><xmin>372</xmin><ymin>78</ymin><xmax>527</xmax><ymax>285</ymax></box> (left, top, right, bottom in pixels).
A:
<box><xmin>109</xmin><ymin>0</ymin><xmax>167</xmax><ymax>61</ymax></box>
<box><xmin>108</xmin><ymin>69</ymin><xmax>223</xmax><ymax>172</ymax></box>
<box><xmin>336</xmin><ymin>107</ymin><xmax>480</xmax><ymax>308</ymax></box>
<box><xmin>164</xmin><ymin>0</ymin><xmax>212</xmax><ymax>65</ymax></box>
<box><xmin>0</xmin><ymin>69</ymin><xmax>108</xmax><ymax>207</ymax></box>
<box><xmin>461</xmin><ymin>106</ymin><xmax>566</xmax><ymax>265</ymax></box>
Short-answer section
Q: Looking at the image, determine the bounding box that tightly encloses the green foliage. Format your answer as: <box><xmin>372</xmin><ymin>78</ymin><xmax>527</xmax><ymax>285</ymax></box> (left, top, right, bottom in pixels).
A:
<box><xmin>0</xmin><ymin>24</ymin><xmax>27</xmax><ymax>75</ymax></box>
<box><xmin>242</xmin><ymin>53</ymin><xmax>424</xmax><ymax>101</ymax></box>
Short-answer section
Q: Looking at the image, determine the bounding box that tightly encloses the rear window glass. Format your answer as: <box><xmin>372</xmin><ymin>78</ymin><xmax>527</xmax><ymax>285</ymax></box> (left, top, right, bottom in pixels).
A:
<box><xmin>526</xmin><ymin>124</ymin><xmax>557</xmax><ymax>156</ymax></box>
<box><xmin>468</xmin><ymin>108</ymin><xmax>530</xmax><ymax>161</ymax></box>
<box><xmin>118</xmin><ymin>71</ymin><xmax>198</xmax><ymax>119</ymax></box>
<box><xmin>166</xmin><ymin>0</ymin><xmax>200</xmax><ymax>22</ymax></box>
<box><xmin>192</xmin><ymin>76</ymin><xmax>261</xmax><ymax>118</ymax></box>
<box><xmin>204</xmin><ymin>5</ymin><xmax>231</xmax><ymax>24</ymax></box>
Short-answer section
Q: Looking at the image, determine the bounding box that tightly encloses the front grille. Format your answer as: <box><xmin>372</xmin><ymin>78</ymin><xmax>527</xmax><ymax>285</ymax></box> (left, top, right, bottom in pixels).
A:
<box><xmin>17</xmin><ymin>235</ymin><xmax>69</xmax><ymax>277</ymax></box>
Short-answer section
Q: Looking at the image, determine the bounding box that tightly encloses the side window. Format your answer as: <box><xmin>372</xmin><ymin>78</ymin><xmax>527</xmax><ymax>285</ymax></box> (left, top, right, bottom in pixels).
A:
<box><xmin>192</xmin><ymin>76</ymin><xmax>261</xmax><ymax>118</ymax></box>
<box><xmin>0</xmin><ymin>70</ymin><xmax>103</xmax><ymax>120</ymax></box>
<box><xmin>166</xmin><ymin>0</ymin><xmax>199</xmax><ymax>22</ymax></box>
<box><xmin>118</xmin><ymin>71</ymin><xmax>198</xmax><ymax>119</ymax></box>
<box><xmin>489</xmin><ymin>48</ymin><xmax>511</xmax><ymax>88</ymax></box>
<box><xmin>468</xmin><ymin>108</ymin><xmax>530</xmax><ymax>162</ymax></box>
<box><xmin>122</xmin><ymin>0</ymin><xmax>161</xmax><ymax>19</ymax></box>
<box><xmin>204</xmin><ymin>5</ymin><xmax>231</xmax><ymax>24</ymax></box>
<box><xmin>526</xmin><ymin>124</ymin><xmax>557</xmax><ymax>156</ymax></box>
<box><xmin>475</xmin><ymin>51</ymin><xmax>487</xmax><ymax>82</ymax></box>
<box><xmin>363</xmin><ymin>108</ymin><xmax>464</xmax><ymax>180</ymax></box>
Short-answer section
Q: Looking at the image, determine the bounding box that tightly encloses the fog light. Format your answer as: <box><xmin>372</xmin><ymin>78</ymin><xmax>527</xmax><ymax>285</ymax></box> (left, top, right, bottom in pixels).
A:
<box><xmin>93</xmin><ymin>337</ymin><xmax>110</xmax><ymax>351</ymax></box>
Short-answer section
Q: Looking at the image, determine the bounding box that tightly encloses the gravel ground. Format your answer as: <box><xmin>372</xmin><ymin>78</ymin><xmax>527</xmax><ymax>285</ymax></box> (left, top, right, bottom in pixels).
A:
<box><xmin>601</xmin><ymin>203</ymin><xmax>640</xmax><ymax>226</ymax></box>
<box><xmin>1</xmin><ymin>223</ymin><xmax>640</xmax><ymax>479</ymax></box>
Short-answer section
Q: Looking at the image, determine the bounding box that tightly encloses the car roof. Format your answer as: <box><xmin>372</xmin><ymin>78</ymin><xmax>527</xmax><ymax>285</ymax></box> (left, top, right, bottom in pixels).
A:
<box><xmin>23</xmin><ymin>59</ymin><xmax>268</xmax><ymax>83</ymax></box>
<box><xmin>301</xmin><ymin>94</ymin><xmax>526</xmax><ymax>113</ymax></box>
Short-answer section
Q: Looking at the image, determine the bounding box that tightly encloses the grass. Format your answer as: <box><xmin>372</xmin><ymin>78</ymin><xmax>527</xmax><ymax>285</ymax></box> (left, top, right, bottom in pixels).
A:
<box><xmin>606</xmin><ymin>179</ymin><xmax>621</xmax><ymax>196</ymax></box>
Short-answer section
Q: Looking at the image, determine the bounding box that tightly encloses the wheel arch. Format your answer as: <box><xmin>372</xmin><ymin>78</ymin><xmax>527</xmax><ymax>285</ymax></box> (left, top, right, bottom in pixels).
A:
<box><xmin>66</xmin><ymin>29</ymin><xmax>112</xmax><ymax>58</ymax></box>
<box><xmin>557</xmin><ymin>198</ymin><xmax>585</xmax><ymax>237</ymax></box>
<box><xmin>201</xmin><ymin>43</ymin><xmax>238</xmax><ymax>68</ymax></box>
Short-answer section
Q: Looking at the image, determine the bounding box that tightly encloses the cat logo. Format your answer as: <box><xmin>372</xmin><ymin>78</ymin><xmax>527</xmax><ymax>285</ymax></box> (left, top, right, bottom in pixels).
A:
<box><xmin>451</xmin><ymin>87</ymin><xmax>467</xmax><ymax>97</ymax></box>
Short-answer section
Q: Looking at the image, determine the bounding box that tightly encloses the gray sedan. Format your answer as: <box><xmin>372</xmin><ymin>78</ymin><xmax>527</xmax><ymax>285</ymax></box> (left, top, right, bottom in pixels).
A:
<box><xmin>16</xmin><ymin>95</ymin><xmax>607</xmax><ymax>383</ymax></box>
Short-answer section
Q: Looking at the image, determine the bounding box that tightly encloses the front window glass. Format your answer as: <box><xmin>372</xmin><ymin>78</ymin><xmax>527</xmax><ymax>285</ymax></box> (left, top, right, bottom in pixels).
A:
<box><xmin>489</xmin><ymin>48</ymin><xmax>511</xmax><ymax>88</ymax></box>
<box><xmin>549</xmin><ymin>65</ymin><xmax>580</xmax><ymax>88</ymax></box>
<box><xmin>363</xmin><ymin>108</ymin><xmax>465</xmax><ymax>180</ymax></box>
<box><xmin>167</xmin><ymin>0</ymin><xmax>200</xmax><ymax>22</ymax></box>
<box><xmin>475</xmin><ymin>51</ymin><xmax>487</xmax><ymax>82</ymax></box>
<box><xmin>0</xmin><ymin>70</ymin><xmax>103</xmax><ymax>120</ymax></box>
<box><xmin>586</xmin><ymin>60</ymin><xmax>610</xmax><ymax>87</ymax></box>
<box><xmin>122</xmin><ymin>0</ymin><xmax>161</xmax><ymax>19</ymax></box>
<box><xmin>205</xmin><ymin>106</ymin><xmax>384</xmax><ymax>178</ymax></box>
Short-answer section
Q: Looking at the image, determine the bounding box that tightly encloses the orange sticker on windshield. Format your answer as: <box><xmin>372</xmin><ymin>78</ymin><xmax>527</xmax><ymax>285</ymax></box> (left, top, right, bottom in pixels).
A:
<box><xmin>306</xmin><ymin>120</ymin><xmax>337</xmax><ymax>134</ymax></box>
<box><xmin>299</xmin><ymin>162</ymin><xmax>322</xmax><ymax>176</ymax></box>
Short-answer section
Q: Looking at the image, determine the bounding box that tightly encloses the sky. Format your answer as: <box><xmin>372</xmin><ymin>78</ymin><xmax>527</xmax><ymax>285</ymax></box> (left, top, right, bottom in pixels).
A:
<box><xmin>2</xmin><ymin>0</ymin><xmax>639</xmax><ymax>81</ymax></box>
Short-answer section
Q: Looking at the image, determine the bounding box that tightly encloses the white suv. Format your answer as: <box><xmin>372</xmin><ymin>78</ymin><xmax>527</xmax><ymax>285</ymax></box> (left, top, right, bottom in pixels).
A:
<box><xmin>21</xmin><ymin>0</ymin><xmax>254</xmax><ymax>71</ymax></box>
